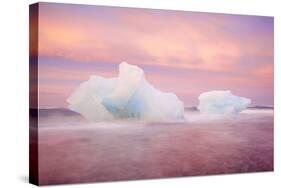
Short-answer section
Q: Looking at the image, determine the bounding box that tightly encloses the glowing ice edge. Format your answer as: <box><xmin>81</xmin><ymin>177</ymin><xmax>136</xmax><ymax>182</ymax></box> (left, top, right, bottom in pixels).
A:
<box><xmin>67</xmin><ymin>62</ymin><xmax>185</xmax><ymax>122</ymax></box>
<box><xmin>197</xmin><ymin>90</ymin><xmax>251</xmax><ymax>114</ymax></box>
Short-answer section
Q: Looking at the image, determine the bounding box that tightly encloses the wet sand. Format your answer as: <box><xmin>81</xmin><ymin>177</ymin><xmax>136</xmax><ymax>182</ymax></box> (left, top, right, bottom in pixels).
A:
<box><xmin>34</xmin><ymin>109</ymin><xmax>273</xmax><ymax>185</ymax></box>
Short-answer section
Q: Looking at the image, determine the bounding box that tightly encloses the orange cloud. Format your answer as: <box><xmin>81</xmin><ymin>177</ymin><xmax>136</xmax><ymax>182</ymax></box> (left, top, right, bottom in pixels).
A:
<box><xmin>37</xmin><ymin>3</ymin><xmax>273</xmax><ymax>74</ymax></box>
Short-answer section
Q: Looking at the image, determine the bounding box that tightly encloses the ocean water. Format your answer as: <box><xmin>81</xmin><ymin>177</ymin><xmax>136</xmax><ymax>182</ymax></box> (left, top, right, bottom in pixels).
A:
<box><xmin>31</xmin><ymin>108</ymin><xmax>273</xmax><ymax>185</ymax></box>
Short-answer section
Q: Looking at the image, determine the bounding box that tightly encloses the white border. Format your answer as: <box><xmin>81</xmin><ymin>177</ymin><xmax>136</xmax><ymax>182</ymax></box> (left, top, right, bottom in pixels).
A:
<box><xmin>0</xmin><ymin>0</ymin><xmax>279</xmax><ymax>187</ymax></box>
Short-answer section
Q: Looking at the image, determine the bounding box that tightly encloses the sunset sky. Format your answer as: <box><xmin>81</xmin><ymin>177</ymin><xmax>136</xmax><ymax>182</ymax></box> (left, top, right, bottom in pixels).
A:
<box><xmin>35</xmin><ymin>2</ymin><xmax>274</xmax><ymax>108</ymax></box>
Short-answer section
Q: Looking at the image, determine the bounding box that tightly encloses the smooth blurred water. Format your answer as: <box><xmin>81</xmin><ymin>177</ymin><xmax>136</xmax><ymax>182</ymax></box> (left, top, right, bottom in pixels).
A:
<box><xmin>33</xmin><ymin>108</ymin><xmax>273</xmax><ymax>185</ymax></box>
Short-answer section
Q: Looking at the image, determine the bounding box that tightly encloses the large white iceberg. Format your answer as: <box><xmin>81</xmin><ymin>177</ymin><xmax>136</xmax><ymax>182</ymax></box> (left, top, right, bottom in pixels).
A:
<box><xmin>67</xmin><ymin>62</ymin><xmax>185</xmax><ymax>122</ymax></box>
<box><xmin>197</xmin><ymin>90</ymin><xmax>251</xmax><ymax>114</ymax></box>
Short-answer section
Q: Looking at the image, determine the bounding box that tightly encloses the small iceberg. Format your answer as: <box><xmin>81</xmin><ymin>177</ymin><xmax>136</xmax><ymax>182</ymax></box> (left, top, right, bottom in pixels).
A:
<box><xmin>197</xmin><ymin>90</ymin><xmax>251</xmax><ymax>114</ymax></box>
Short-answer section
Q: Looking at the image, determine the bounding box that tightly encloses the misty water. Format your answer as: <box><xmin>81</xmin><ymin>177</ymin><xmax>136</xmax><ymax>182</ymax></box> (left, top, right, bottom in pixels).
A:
<box><xmin>31</xmin><ymin>108</ymin><xmax>273</xmax><ymax>185</ymax></box>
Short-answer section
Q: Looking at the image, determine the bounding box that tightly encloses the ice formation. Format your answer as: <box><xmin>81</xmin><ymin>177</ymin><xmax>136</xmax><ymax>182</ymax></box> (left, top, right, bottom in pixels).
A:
<box><xmin>197</xmin><ymin>90</ymin><xmax>251</xmax><ymax>114</ymax></box>
<box><xmin>67</xmin><ymin>62</ymin><xmax>185</xmax><ymax>122</ymax></box>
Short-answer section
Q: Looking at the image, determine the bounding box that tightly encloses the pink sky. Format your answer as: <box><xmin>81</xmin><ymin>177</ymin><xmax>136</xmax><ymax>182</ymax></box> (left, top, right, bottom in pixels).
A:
<box><xmin>33</xmin><ymin>2</ymin><xmax>274</xmax><ymax>108</ymax></box>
